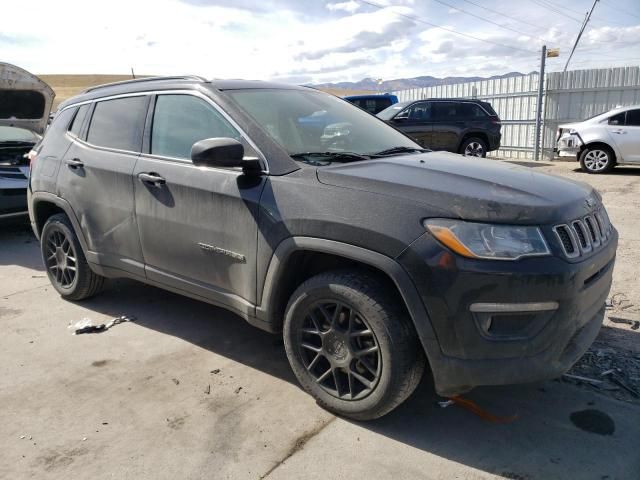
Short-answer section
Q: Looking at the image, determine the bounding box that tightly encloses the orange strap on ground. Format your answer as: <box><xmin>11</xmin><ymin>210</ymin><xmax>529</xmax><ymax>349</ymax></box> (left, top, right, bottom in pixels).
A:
<box><xmin>450</xmin><ymin>395</ymin><xmax>519</xmax><ymax>424</ymax></box>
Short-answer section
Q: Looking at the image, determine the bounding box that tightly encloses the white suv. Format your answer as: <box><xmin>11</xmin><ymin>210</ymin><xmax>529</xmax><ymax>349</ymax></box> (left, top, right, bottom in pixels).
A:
<box><xmin>556</xmin><ymin>105</ymin><xmax>640</xmax><ymax>173</ymax></box>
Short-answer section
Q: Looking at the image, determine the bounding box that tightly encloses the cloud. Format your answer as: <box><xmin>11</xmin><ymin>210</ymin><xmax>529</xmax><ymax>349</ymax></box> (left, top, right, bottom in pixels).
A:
<box><xmin>296</xmin><ymin>10</ymin><xmax>416</xmax><ymax>61</ymax></box>
<box><xmin>326</xmin><ymin>1</ymin><xmax>360</xmax><ymax>13</ymax></box>
<box><xmin>0</xmin><ymin>0</ymin><xmax>637</xmax><ymax>84</ymax></box>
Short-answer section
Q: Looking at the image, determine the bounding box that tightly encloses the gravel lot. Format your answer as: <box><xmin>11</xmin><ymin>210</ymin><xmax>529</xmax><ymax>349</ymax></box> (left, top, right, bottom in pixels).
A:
<box><xmin>1</xmin><ymin>159</ymin><xmax>639</xmax><ymax>479</ymax></box>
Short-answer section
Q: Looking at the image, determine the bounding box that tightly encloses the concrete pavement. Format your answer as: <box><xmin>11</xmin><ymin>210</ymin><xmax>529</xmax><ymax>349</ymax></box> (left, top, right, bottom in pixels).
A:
<box><xmin>1</xmin><ymin>222</ymin><xmax>639</xmax><ymax>479</ymax></box>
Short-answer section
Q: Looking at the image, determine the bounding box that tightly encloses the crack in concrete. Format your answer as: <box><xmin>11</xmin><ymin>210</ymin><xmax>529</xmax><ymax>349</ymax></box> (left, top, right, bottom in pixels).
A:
<box><xmin>260</xmin><ymin>416</ymin><xmax>336</xmax><ymax>479</ymax></box>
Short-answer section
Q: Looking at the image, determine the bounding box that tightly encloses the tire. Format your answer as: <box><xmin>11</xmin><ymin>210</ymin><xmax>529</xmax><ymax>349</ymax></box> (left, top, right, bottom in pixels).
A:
<box><xmin>460</xmin><ymin>137</ymin><xmax>488</xmax><ymax>157</ymax></box>
<box><xmin>283</xmin><ymin>270</ymin><xmax>425</xmax><ymax>420</ymax></box>
<box><xmin>41</xmin><ymin>213</ymin><xmax>104</xmax><ymax>300</ymax></box>
<box><xmin>579</xmin><ymin>145</ymin><xmax>615</xmax><ymax>174</ymax></box>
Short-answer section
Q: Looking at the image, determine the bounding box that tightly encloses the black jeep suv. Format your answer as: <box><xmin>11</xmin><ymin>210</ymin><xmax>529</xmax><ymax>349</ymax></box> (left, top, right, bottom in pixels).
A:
<box><xmin>377</xmin><ymin>98</ymin><xmax>501</xmax><ymax>157</ymax></box>
<box><xmin>27</xmin><ymin>77</ymin><xmax>616</xmax><ymax>420</ymax></box>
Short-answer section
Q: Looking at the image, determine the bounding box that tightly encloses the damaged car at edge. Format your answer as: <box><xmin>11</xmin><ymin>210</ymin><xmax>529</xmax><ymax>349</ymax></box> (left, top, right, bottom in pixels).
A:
<box><xmin>0</xmin><ymin>62</ymin><xmax>54</xmax><ymax>219</ymax></box>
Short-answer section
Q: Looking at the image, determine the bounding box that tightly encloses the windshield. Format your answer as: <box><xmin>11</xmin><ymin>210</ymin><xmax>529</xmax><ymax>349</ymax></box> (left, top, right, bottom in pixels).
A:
<box><xmin>0</xmin><ymin>126</ymin><xmax>38</xmax><ymax>143</ymax></box>
<box><xmin>225</xmin><ymin>89</ymin><xmax>419</xmax><ymax>157</ymax></box>
<box><xmin>377</xmin><ymin>102</ymin><xmax>411</xmax><ymax>121</ymax></box>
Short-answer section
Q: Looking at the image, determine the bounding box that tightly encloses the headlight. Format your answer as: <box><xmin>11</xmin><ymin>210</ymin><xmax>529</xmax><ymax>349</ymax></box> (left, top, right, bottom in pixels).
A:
<box><xmin>424</xmin><ymin>219</ymin><xmax>550</xmax><ymax>260</ymax></box>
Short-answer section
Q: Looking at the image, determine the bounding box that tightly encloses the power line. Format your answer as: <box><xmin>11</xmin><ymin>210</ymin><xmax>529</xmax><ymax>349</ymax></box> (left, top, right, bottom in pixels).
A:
<box><xmin>528</xmin><ymin>0</ymin><xmax>584</xmax><ymax>23</ymax></box>
<box><xmin>459</xmin><ymin>0</ymin><xmax>549</xmax><ymax>31</ymax></box>
<box><xmin>356</xmin><ymin>0</ymin><xmax>538</xmax><ymax>54</ymax></box>
<box><xmin>601</xmin><ymin>0</ymin><xmax>640</xmax><ymax>20</ymax></box>
<box><xmin>430</xmin><ymin>0</ymin><xmax>555</xmax><ymax>44</ymax></box>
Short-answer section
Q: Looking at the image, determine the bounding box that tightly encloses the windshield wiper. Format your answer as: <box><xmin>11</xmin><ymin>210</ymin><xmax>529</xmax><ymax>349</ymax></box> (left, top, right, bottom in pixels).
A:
<box><xmin>371</xmin><ymin>146</ymin><xmax>429</xmax><ymax>157</ymax></box>
<box><xmin>290</xmin><ymin>151</ymin><xmax>371</xmax><ymax>163</ymax></box>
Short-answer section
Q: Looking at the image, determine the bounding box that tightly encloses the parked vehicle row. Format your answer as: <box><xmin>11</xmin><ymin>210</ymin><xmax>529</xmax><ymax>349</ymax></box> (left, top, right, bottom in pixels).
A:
<box><xmin>556</xmin><ymin>104</ymin><xmax>640</xmax><ymax>173</ymax></box>
<box><xmin>20</xmin><ymin>76</ymin><xmax>616</xmax><ymax>420</ymax></box>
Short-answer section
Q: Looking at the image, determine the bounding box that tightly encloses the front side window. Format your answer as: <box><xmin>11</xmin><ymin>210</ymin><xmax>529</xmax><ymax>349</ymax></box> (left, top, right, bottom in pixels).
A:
<box><xmin>625</xmin><ymin>109</ymin><xmax>640</xmax><ymax>126</ymax></box>
<box><xmin>87</xmin><ymin>96</ymin><xmax>147</xmax><ymax>151</ymax></box>
<box><xmin>407</xmin><ymin>102</ymin><xmax>431</xmax><ymax>121</ymax></box>
<box><xmin>151</xmin><ymin>94</ymin><xmax>241</xmax><ymax>160</ymax></box>
<box><xmin>608</xmin><ymin>112</ymin><xmax>626</xmax><ymax>126</ymax></box>
<box><xmin>226</xmin><ymin>89</ymin><xmax>418</xmax><ymax>156</ymax></box>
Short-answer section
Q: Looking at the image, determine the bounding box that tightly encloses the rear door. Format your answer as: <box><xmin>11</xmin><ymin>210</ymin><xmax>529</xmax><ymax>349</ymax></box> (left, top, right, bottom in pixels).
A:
<box><xmin>133</xmin><ymin>93</ymin><xmax>266</xmax><ymax>314</ymax></box>
<box><xmin>608</xmin><ymin>109</ymin><xmax>640</xmax><ymax>163</ymax></box>
<box><xmin>57</xmin><ymin>95</ymin><xmax>149</xmax><ymax>277</ymax></box>
<box><xmin>431</xmin><ymin>102</ymin><xmax>466</xmax><ymax>152</ymax></box>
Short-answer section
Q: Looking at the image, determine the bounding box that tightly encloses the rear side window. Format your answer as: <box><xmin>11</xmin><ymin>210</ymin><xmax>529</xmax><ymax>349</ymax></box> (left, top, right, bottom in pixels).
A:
<box><xmin>460</xmin><ymin>103</ymin><xmax>487</xmax><ymax>118</ymax></box>
<box><xmin>151</xmin><ymin>94</ymin><xmax>240</xmax><ymax>160</ymax></box>
<box><xmin>432</xmin><ymin>102</ymin><xmax>460</xmax><ymax>120</ymax></box>
<box><xmin>625</xmin><ymin>109</ymin><xmax>640</xmax><ymax>126</ymax></box>
<box><xmin>68</xmin><ymin>104</ymin><xmax>90</xmax><ymax>137</ymax></box>
<box><xmin>87</xmin><ymin>96</ymin><xmax>147</xmax><ymax>152</ymax></box>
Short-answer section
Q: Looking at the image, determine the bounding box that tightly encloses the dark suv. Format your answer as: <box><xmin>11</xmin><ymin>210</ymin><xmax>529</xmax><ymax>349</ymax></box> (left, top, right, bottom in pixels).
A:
<box><xmin>26</xmin><ymin>77</ymin><xmax>616</xmax><ymax>420</ymax></box>
<box><xmin>377</xmin><ymin>98</ymin><xmax>501</xmax><ymax>157</ymax></box>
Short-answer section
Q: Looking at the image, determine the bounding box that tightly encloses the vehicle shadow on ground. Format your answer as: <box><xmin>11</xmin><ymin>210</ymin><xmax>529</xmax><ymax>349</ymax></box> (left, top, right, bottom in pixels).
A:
<box><xmin>0</xmin><ymin>219</ymin><xmax>44</xmax><ymax>271</ymax></box>
<box><xmin>79</xmin><ymin>279</ymin><xmax>639</xmax><ymax>479</ymax></box>
<box><xmin>571</xmin><ymin>166</ymin><xmax>640</xmax><ymax>176</ymax></box>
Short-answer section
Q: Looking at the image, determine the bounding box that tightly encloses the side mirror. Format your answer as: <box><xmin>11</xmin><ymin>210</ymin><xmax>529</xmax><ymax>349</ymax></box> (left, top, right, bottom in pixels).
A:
<box><xmin>191</xmin><ymin>137</ymin><xmax>245</xmax><ymax>168</ymax></box>
<box><xmin>393</xmin><ymin>116</ymin><xmax>407</xmax><ymax>123</ymax></box>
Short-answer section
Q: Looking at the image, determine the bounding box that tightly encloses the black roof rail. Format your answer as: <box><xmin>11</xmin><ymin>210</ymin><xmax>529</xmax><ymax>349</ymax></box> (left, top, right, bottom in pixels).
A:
<box><xmin>83</xmin><ymin>75</ymin><xmax>207</xmax><ymax>93</ymax></box>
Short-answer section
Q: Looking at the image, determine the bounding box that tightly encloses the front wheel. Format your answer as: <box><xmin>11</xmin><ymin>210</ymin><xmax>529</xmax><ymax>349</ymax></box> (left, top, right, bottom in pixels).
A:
<box><xmin>460</xmin><ymin>137</ymin><xmax>488</xmax><ymax>157</ymax></box>
<box><xmin>283</xmin><ymin>270</ymin><xmax>425</xmax><ymax>420</ymax></box>
<box><xmin>580</xmin><ymin>146</ymin><xmax>615</xmax><ymax>173</ymax></box>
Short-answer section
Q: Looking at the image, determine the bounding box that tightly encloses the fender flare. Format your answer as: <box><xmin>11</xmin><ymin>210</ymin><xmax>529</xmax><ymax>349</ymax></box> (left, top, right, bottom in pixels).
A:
<box><xmin>30</xmin><ymin>192</ymin><xmax>91</xmax><ymax>256</ymax></box>
<box><xmin>255</xmin><ymin>237</ymin><xmax>442</xmax><ymax>362</ymax></box>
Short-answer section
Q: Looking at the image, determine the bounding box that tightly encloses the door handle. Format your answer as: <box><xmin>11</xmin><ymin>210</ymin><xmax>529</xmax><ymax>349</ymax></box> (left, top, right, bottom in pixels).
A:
<box><xmin>65</xmin><ymin>158</ymin><xmax>84</xmax><ymax>169</ymax></box>
<box><xmin>612</xmin><ymin>130</ymin><xmax>627</xmax><ymax>134</ymax></box>
<box><xmin>138</xmin><ymin>172</ymin><xmax>166</xmax><ymax>187</ymax></box>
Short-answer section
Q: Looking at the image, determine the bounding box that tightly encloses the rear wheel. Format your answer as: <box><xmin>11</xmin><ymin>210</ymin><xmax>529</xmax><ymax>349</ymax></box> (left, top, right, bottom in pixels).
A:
<box><xmin>460</xmin><ymin>137</ymin><xmax>488</xmax><ymax>157</ymax></box>
<box><xmin>283</xmin><ymin>270</ymin><xmax>425</xmax><ymax>420</ymax></box>
<box><xmin>41</xmin><ymin>213</ymin><xmax>104</xmax><ymax>300</ymax></box>
<box><xmin>580</xmin><ymin>145</ymin><xmax>615</xmax><ymax>173</ymax></box>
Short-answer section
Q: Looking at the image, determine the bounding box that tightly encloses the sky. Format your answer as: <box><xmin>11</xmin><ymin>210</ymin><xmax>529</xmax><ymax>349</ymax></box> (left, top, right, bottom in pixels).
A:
<box><xmin>1</xmin><ymin>0</ymin><xmax>639</xmax><ymax>84</ymax></box>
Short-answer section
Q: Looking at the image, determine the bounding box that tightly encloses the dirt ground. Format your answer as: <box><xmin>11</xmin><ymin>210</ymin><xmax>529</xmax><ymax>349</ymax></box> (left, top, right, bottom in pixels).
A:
<box><xmin>1</xmin><ymin>159</ymin><xmax>639</xmax><ymax>479</ymax></box>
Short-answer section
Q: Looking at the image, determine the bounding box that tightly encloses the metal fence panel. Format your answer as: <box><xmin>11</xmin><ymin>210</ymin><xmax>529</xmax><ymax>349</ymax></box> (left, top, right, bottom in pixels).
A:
<box><xmin>392</xmin><ymin>66</ymin><xmax>640</xmax><ymax>160</ymax></box>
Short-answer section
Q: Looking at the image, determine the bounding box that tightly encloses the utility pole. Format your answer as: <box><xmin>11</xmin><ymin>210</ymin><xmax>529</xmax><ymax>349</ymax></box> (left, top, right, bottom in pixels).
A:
<box><xmin>534</xmin><ymin>45</ymin><xmax>546</xmax><ymax>162</ymax></box>
<box><xmin>564</xmin><ymin>0</ymin><xmax>599</xmax><ymax>72</ymax></box>
<box><xmin>131</xmin><ymin>67</ymin><xmax>136</xmax><ymax>79</ymax></box>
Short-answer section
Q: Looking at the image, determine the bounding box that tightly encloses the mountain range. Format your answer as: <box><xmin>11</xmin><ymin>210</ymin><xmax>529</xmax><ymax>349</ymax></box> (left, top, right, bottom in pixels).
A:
<box><xmin>313</xmin><ymin>72</ymin><xmax>527</xmax><ymax>92</ymax></box>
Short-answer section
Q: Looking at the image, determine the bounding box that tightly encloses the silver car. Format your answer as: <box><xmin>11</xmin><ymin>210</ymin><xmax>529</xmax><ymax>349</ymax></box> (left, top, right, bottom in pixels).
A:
<box><xmin>556</xmin><ymin>105</ymin><xmax>640</xmax><ymax>174</ymax></box>
<box><xmin>0</xmin><ymin>62</ymin><xmax>54</xmax><ymax>219</ymax></box>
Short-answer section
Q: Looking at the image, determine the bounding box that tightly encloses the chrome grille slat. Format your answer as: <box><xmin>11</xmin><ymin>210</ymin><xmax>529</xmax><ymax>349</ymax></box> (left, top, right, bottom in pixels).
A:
<box><xmin>553</xmin><ymin>206</ymin><xmax>612</xmax><ymax>259</ymax></box>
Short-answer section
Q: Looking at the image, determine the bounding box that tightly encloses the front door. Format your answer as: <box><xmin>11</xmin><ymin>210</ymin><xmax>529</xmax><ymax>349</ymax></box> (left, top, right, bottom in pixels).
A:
<box><xmin>57</xmin><ymin>95</ymin><xmax>149</xmax><ymax>277</ymax></box>
<box><xmin>608</xmin><ymin>109</ymin><xmax>640</xmax><ymax>163</ymax></box>
<box><xmin>393</xmin><ymin>102</ymin><xmax>433</xmax><ymax>148</ymax></box>
<box><xmin>133</xmin><ymin>93</ymin><xmax>266</xmax><ymax>315</ymax></box>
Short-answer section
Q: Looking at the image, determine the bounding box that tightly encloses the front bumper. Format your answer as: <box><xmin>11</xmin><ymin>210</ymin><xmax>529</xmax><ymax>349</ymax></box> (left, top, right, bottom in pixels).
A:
<box><xmin>398</xmin><ymin>228</ymin><xmax>617</xmax><ymax>396</ymax></box>
<box><xmin>556</xmin><ymin>133</ymin><xmax>583</xmax><ymax>158</ymax></box>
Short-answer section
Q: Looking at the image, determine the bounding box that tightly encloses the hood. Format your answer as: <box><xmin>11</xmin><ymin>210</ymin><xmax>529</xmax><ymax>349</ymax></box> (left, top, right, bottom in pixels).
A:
<box><xmin>558</xmin><ymin>122</ymin><xmax>581</xmax><ymax>131</ymax></box>
<box><xmin>317</xmin><ymin>152</ymin><xmax>597</xmax><ymax>225</ymax></box>
<box><xmin>0</xmin><ymin>63</ymin><xmax>55</xmax><ymax>135</ymax></box>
